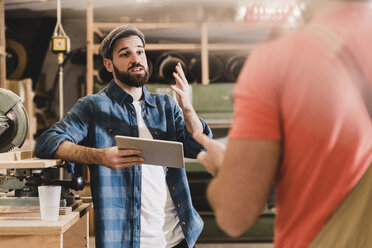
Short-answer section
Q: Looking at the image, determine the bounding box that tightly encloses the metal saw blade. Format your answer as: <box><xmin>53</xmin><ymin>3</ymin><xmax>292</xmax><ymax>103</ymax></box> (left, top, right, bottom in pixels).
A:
<box><xmin>0</xmin><ymin>89</ymin><xmax>29</xmax><ymax>152</ymax></box>
<box><xmin>0</xmin><ymin>109</ymin><xmax>18</xmax><ymax>152</ymax></box>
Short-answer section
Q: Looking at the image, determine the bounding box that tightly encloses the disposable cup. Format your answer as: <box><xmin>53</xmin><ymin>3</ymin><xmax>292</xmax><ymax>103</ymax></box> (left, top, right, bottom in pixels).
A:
<box><xmin>38</xmin><ymin>185</ymin><xmax>61</xmax><ymax>221</ymax></box>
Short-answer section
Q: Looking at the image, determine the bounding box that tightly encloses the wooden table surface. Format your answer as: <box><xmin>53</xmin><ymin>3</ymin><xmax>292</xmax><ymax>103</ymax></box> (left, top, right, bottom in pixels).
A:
<box><xmin>0</xmin><ymin>203</ymin><xmax>91</xmax><ymax>236</ymax></box>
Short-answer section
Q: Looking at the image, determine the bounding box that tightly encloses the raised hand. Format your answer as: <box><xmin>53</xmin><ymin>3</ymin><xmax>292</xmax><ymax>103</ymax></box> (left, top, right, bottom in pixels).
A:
<box><xmin>171</xmin><ymin>63</ymin><xmax>203</xmax><ymax>134</ymax></box>
<box><xmin>171</xmin><ymin>63</ymin><xmax>193</xmax><ymax>112</ymax></box>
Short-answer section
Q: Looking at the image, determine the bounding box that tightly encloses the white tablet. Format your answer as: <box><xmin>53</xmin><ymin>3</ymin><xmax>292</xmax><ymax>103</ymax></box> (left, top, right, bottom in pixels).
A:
<box><xmin>115</xmin><ymin>135</ymin><xmax>184</xmax><ymax>168</ymax></box>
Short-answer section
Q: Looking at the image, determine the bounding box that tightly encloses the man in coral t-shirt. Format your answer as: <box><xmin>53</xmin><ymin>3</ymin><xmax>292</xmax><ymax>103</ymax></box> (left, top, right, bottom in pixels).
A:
<box><xmin>194</xmin><ymin>0</ymin><xmax>372</xmax><ymax>247</ymax></box>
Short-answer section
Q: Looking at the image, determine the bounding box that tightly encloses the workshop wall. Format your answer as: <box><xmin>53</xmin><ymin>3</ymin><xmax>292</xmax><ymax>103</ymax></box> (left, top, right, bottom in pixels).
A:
<box><xmin>36</xmin><ymin>19</ymin><xmax>87</xmax><ymax>119</ymax></box>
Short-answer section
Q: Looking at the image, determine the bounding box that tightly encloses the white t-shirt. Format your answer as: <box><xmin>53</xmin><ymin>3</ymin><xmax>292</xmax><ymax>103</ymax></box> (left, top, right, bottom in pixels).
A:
<box><xmin>133</xmin><ymin>101</ymin><xmax>184</xmax><ymax>248</ymax></box>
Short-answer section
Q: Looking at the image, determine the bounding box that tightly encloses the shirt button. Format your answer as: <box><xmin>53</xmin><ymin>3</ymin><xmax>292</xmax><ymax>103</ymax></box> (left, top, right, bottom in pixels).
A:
<box><xmin>154</xmin><ymin>131</ymin><xmax>158</xmax><ymax>136</ymax></box>
<box><xmin>177</xmin><ymin>204</ymin><xmax>181</xmax><ymax>208</ymax></box>
<box><xmin>144</xmin><ymin>115</ymin><xmax>149</xmax><ymax>120</ymax></box>
<box><xmin>166</xmin><ymin>168</ymin><xmax>169</xmax><ymax>172</ymax></box>
<box><xmin>181</xmin><ymin>222</ymin><xmax>186</xmax><ymax>226</ymax></box>
<box><xmin>172</xmin><ymin>186</ymin><xmax>176</xmax><ymax>191</ymax></box>
<box><xmin>131</xmin><ymin>111</ymin><xmax>135</xmax><ymax>115</ymax></box>
<box><xmin>107</xmin><ymin>129</ymin><xmax>112</xmax><ymax>133</ymax></box>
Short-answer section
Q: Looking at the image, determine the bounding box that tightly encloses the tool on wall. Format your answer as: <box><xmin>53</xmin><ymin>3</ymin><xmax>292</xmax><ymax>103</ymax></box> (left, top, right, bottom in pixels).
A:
<box><xmin>51</xmin><ymin>0</ymin><xmax>70</xmax><ymax>120</ymax></box>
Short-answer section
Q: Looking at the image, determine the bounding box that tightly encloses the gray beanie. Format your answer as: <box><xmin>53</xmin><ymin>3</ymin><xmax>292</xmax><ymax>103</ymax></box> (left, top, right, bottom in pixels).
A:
<box><xmin>99</xmin><ymin>24</ymin><xmax>145</xmax><ymax>59</ymax></box>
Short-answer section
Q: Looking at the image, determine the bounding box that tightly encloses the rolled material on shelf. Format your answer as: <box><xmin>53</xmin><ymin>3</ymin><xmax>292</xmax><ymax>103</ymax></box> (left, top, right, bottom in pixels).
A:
<box><xmin>223</xmin><ymin>55</ymin><xmax>247</xmax><ymax>82</ymax></box>
<box><xmin>189</xmin><ymin>54</ymin><xmax>223</xmax><ymax>84</ymax></box>
<box><xmin>155</xmin><ymin>52</ymin><xmax>188</xmax><ymax>84</ymax></box>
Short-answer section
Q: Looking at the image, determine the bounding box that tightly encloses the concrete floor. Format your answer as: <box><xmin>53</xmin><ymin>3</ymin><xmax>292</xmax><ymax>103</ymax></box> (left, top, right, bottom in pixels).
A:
<box><xmin>89</xmin><ymin>237</ymin><xmax>274</xmax><ymax>248</ymax></box>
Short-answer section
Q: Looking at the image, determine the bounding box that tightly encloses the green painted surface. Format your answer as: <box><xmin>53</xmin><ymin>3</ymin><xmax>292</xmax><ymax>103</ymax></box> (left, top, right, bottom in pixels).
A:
<box><xmin>198</xmin><ymin>212</ymin><xmax>275</xmax><ymax>242</ymax></box>
<box><xmin>185</xmin><ymin>161</ymin><xmax>207</xmax><ymax>173</ymax></box>
<box><xmin>186</xmin><ymin>160</ymin><xmax>275</xmax><ymax>242</ymax></box>
<box><xmin>147</xmin><ymin>83</ymin><xmax>235</xmax><ymax>121</ymax></box>
<box><xmin>90</xmin><ymin>83</ymin><xmax>235</xmax><ymax>121</ymax></box>
<box><xmin>192</xmin><ymin>83</ymin><xmax>235</xmax><ymax>113</ymax></box>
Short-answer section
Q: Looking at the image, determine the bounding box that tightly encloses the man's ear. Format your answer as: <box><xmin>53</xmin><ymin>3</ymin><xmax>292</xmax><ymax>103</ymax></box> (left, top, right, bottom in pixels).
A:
<box><xmin>103</xmin><ymin>58</ymin><xmax>114</xmax><ymax>73</ymax></box>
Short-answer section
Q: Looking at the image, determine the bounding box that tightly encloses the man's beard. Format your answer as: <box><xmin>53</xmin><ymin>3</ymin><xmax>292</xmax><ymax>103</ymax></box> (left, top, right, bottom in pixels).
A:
<box><xmin>113</xmin><ymin>63</ymin><xmax>149</xmax><ymax>88</ymax></box>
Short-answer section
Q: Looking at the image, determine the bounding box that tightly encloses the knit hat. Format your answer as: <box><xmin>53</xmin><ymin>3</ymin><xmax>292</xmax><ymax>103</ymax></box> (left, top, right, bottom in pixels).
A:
<box><xmin>99</xmin><ymin>24</ymin><xmax>145</xmax><ymax>59</ymax></box>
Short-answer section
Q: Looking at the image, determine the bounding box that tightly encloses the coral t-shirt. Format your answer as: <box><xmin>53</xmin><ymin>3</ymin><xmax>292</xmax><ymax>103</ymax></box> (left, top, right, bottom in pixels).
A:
<box><xmin>229</xmin><ymin>6</ymin><xmax>372</xmax><ymax>248</ymax></box>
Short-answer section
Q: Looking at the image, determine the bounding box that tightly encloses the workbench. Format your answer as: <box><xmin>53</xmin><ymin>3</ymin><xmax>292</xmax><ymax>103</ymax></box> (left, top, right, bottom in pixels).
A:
<box><xmin>0</xmin><ymin>203</ymin><xmax>91</xmax><ymax>248</ymax></box>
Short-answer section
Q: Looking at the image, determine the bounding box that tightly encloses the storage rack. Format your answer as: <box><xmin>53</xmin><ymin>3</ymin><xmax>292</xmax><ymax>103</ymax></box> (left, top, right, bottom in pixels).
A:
<box><xmin>85</xmin><ymin>0</ymin><xmax>261</xmax><ymax>96</ymax></box>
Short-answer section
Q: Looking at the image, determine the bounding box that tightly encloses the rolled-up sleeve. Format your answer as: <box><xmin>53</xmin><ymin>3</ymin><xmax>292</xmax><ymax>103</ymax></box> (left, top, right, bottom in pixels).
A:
<box><xmin>34</xmin><ymin>98</ymin><xmax>93</xmax><ymax>171</ymax></box>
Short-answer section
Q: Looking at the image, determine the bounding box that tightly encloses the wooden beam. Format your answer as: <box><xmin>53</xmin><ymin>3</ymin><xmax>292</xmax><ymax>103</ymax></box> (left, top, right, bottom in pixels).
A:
<box><xmin>93</xmin><ymin>22</ymin><xmax>275</xmax><ymax>31</ymax></box>
<box><xmin>93</xmin><ymin>27</ymin><xmax>104</xmax><ymax>38</ymax></box>
<box><xmin>93</xmin><ymin>43</ymin><xmax>202</xmax><ymax>54</ymax></box>
<box><xmin>0</xmin><ymin>0</ymin><xmax>6</xmax><ymax>88</ymax></box>
<box><xmin>86</xmin><ymin>0</ymin><xmax>94</xmax><ymax>95</ymax></box>
<box><xmin>94</xmin><ymin>22</ymin><xmax>199</xmax><ymax>30</ymax></box>
<box><xmin>146</xmin><ymin>43</ymin><xmax>201</xmax><ymax>50</ymax></box>
<box><xmin>201</xmin><ymin>23</ymin><xmax>209</xmax><ymax>85</ymax></box>
<box><xmin>208</xmin><ymin>43</ymin><xmax>257</xmax><ymax>51</ymax></box>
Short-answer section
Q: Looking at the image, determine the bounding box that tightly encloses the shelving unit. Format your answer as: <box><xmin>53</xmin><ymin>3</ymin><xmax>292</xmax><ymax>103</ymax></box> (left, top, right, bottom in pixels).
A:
<box><xmin>85</xmin><ymin>0</ymin><xmax>259</xmax><ymax>96</ymax></box>
<box><xmin>85</xmin><ymin>0</ymin><xmax>265</xmax><ymax>129</ymax></box>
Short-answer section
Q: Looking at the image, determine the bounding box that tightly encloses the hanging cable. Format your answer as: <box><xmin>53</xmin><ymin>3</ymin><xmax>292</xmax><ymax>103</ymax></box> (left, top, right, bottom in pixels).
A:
<box><xmin>51</xmin><ymin>0</ymin><xmax>70</xmax><ymax>120</ymax></box>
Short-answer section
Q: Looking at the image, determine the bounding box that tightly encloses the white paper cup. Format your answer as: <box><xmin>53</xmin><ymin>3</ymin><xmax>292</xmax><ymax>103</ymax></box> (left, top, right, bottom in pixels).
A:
<box><xmin>38</xmin><ymin>185</ymin><xmax>61</xmax><ymax>221</ymax></box>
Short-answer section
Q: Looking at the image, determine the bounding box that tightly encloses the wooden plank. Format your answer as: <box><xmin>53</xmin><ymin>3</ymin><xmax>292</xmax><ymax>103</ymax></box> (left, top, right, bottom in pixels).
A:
<box><xmin>93</xmin><ymin>21</ymin><xmax>278</xmax><ymax>31</ymax></box>
<box><xmin>0</xmin><ymin>206</ymin><xmax>72</xmax><ymax>216</ymax></box>
<box><xmin>146</xmin><ymin>43</ymin><xmax>201</xmax><ymax>50</ymax></box>
<box><xmin>0</xmin><ymin>0</ymin><xmax>5</xmax><ymax>89</ymax></box>
<box><xmin>93</xmin><ymin>27</ymin><xmax>104</xmax><ymax>38</ymax></box>
<box><xmin>201</xmin><ymin>23</ymin><xmax>209</xmax><ymax>85</ymax></box>
<box><xmin>0</xmin><ymin>150</ymin><xmax>33</xmax><ymax>161</ymax></box>
<box><xmin>0</xmin><ymin>203</ymin><xmax>91</xmax><ymax>248</ymax></box>
<box><xmin>0</xmin><ymin>150</ymin><xmax>61</xmax><ymax>168</ymax></box>
<box><xmin>93</xmin><ymin>21</ymin><xmax>277</xmax><ymax>31</ymax></box>
<box><xmin>86</xmin><ymin>0</ymin><xmax>94</xmax><ymax>95</ymax></box>
<box><xmin>69</xmin><ymin>199</ymin><xmax>83</xmax><ymax>211</ymax></box>
<box><xmin>73</xmin><ymin>203</ymin><xmax>91</xmax><ymax>215</ymax></box>
<box><xmin>0</xmin><ymin>158</ymin><xmax>62</xmax><ymax>169</ymax></box>
<box><xmin>208</xmin><ymin>43</ymin><xmax>257</xmax><ymax>51</ymax></box>
<box><xmin>80</xmin><ymin>197</ymin><xmax>92</xmax><ymax>203</ymax></box>
<box><xmin>0</xmin><ymin>211</ymin><xmax>80</xmax><ymax>235</ymax></box>
<box><xmin>94</xmin><ymin>22</ymin><xmax>199</xmax><ymax>30</ymax></box>
<box><xmin>93</xmin><ymin>44</ymin><xmax>99</xmax><ymax>54</ymax></box>
<box><xmin>0</xmin><ymin>234</ymin><xmax>62</xmax><ymax>248</ymax></box>
<box><xmin>93</xmin><ymin>43</ymin><xmax>202</xmax><ymax>53</ymax></box>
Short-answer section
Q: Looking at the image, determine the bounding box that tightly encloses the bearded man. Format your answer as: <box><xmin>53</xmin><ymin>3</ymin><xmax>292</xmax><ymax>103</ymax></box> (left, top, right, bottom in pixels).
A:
<box><xmin>35</xmin><ymin>24</ymin><xmax>211</xmax><ymax>248</ymax></box>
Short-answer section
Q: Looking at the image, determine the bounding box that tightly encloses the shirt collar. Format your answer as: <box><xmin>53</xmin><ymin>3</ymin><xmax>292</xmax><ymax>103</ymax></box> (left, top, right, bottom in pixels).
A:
<box><xmin>106</xmin><ymin>80</ymin><xmax>156</xmax><ymax>107</ymax></box>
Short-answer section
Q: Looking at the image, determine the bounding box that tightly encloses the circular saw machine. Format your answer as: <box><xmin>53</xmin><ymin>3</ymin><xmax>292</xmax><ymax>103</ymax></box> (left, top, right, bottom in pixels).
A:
<box><xmin>0</xmin><ymin>88</ymin><xmax>29</xmax><ymax>152</ymax></box>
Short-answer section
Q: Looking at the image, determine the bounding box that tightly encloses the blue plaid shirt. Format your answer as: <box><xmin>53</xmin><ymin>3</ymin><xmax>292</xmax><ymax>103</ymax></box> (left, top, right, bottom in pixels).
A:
<box><xmin>34</xmin><ymin>81</ymin><xmax>212</xmax><ymax>248</ymax></box>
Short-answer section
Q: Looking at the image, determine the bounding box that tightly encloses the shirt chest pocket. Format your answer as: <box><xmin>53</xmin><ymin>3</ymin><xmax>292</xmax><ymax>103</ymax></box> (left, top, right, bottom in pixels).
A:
<box><xmin>97</xmin><ymin>122</ymin><xmax>132</xmax><ymax>148</ymax></box>
<box><xmin>146</xmin><ymin>127</ymin><xmax>168</xmax><ymax>140</ymax></box>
